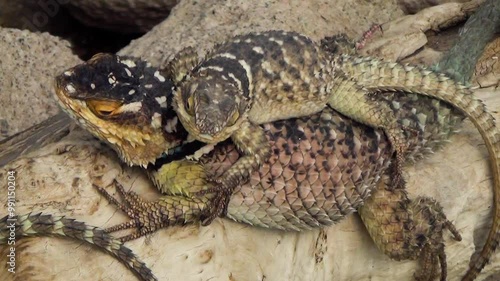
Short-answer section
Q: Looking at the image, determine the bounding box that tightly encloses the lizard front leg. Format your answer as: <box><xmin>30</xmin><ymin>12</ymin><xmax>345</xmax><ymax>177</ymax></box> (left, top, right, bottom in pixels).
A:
<box><xmin>358</xmin><ymin>176</ymin><xmax>462</xmax><ymax>281</ymax></box>
<box><xmin>96</xmin><ymin>160</ymin><xmax>212</xmax><ymax>242</ymax></box>
<box><xmin>198</xmin><ymin>120</ymin><xmax>271</xmax><ymax>225</ymax></box>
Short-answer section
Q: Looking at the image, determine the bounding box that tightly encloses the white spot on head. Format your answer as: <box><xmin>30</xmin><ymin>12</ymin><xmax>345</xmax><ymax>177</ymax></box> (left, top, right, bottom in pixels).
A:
<box><xmin>245</xmin><ymin>38</ymin><xmax>252</xmax><ymax>43</ymax></box>
<box><xmin>90</xmin><ymin>83</ymin><xmax>96</xmax><ymax>89</ymax></box>
<box><xmin>125</xmin><ymin>68</ymin><xmax>132</xmax><ymax>77</ymax></box>
<box><xmin>252</xmin><ymin>46</ymin><xmax>264</xmax><ymax>54</ymax></box>
<box><xmin>261</xmin><ymin>60</ymin><xmax>274</xmax><ymax>75</ymax></box>
<box><xmin>64</xmin><ymin>71</ymin><xmax>73</xmax><ymax>77</ymax></box>
<box><xmin>121</xmin><ymin>101</ymin><xmax>142</xmax><ymax>112</ymax></box>
<box><xmin>155</xmin><ymin>96</ymin><xmax>167</xmax><ymax>108</ymax></box>
<box><xmin>121</xmin><ymin>59</ymin><xmax>136</xmax><ymax>68</ymax></box>
<box><xmin>151</xmin><ymin>112</ymin><xmax>162</xmax><ymax>129</ymax></box>
<box><xmin>154</xmin><ymin>70</ymin><xmax>166</xmax><ymax>82</ymax></box>
<box><xmin>66</xmin><ymin>84</ymin><xmax>76</xmax><ymax>94</ymax></box>
<box><xmin>215</xmin><ymin>53</ymin><xmax>237</xmax><ymax>60</ymax></box>
<box><xmin>145</xmin><ymin>84</ymin><xmax>153</xmax><ymax>89</ymax></box>
<box><xmin>128</xmin><ymin>89</ymin><xmax>136</xmax><ymax>95</ymax></box>
<box><xmin>269</xmin><ymin>38</ymin><xmax>283</xmax><ymax>46</ymax></box>
<box><xmin>200</xmin><ymin>66</ymin><xmax>224</xmax><ymax>72</ymax></box>
<box><xmin>238</xmin><ymin>60</ymin><xmax>252</xmax><ymax>90</ymax></box>
<box><xmin>108</xmin><ymin>73</ymin><xmax>116</xmax><ymax>84</ymax></box>
<box><xmin>228</xmin><ymin>73</ymin><xmax>242</xmax><ymax>91</ymax></box>
<box><xmin>164</xmin><ymin>117</ymin><xmax>178</xmax><ymax>133</ymax></box>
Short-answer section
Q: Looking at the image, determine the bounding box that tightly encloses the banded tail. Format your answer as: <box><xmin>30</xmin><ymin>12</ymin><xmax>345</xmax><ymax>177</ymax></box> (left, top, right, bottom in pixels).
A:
<box><xmin>0</xmin><ymin>213</ymin><xmax>157</xmax><ymax>281</ymax></box>
<box><xmin>339</xmin><ymin>55</ymin><xmax>500</xmax><ymax>280</ymax></box>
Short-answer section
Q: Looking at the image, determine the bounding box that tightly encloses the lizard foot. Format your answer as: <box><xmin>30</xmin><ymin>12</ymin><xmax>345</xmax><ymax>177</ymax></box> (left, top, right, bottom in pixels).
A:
<box><xmin>95</xmin><ymin>181</ymin><xmax>208</xmax><ymax>242</ymax></box>
<box><xmin>199</xmin><ymin>188</ymin><xmax>232</xmax><ymax>226</ymax></box>
<box><xmin>359</xmin><ymin>180</ymin><xmax>462</xmax><ymax>281</ymax></box>
<box><xmin>412</xmin><ymin>197</ymin><xmax>462</xmax><ymax>281</ymax></box>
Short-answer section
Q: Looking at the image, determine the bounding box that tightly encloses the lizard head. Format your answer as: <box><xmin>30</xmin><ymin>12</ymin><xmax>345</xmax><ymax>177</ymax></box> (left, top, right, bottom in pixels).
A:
<box><xmin>54</xmin><ymin>53</ymin><xmax>188</xmax><ymax>167</ymax></box>
<box><xmin>173</xmin><ymin>73</ymin><xmax>249</xmax><ymax>143</ymax></box>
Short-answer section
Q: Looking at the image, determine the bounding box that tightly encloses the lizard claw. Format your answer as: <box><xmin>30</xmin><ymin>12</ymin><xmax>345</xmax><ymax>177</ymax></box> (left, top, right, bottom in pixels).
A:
<box><xmin>95</xmin><ymin>181</ymin><xmax>167</xmax><ymax>242</ymax></box>
<box><xmin>199</xmin><ymin>189</ymin><xmax>232</xmax><ymax>225</ymax></box>
<box><xmin>95</xmin><ymin>180</ymin><xmax>209</xmax><ymax>242</ymax></box>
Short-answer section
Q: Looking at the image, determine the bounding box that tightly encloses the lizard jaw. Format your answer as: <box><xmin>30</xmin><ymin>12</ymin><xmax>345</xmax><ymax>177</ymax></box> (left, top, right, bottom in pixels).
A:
<box><xmin>54</xmin><ymin>77</ymin><xmax>177</xmax><ymax>167</ymax></box>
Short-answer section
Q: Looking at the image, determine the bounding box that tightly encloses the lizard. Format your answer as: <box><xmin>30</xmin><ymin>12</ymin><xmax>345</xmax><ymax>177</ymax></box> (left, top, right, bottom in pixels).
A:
<box><xmin>167</xmin><ymin>30</ymin><xmax>411</xmax><ymax>219</ymax></box>
<box><xmin>0</xmin><ymin>212</ymin><xmax>157</xmax><ymax>281</ymax></box>
<box><xmin>166</xmin><ymin>29</ymin><xmax>500</xmax><ymax>280</ymax></box>
<box><xmin>50</xmin><ymin>52</ymin><xmax>464</xmax><ymax>280</ymax></box>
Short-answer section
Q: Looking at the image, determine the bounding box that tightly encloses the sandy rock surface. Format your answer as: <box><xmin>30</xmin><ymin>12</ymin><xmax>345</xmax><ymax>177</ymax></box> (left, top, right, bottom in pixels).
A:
<box><xmin>399</xmin><ymin>0</ymin><xmax>471</xmax><ymax>14</ymax></box>
<box><xmin>1</xmin><ymin>0</ymin><xmax>500</xmax><ymax>281</ymax></box>
<box><xmin>65</xmin><ymin>0</ymin><xmax>179</xmax><ymax>33</ymax></box>
<box><xmin>119</xmin><ymin>0</ymin><xmax>404</xmax><ymax>67</ymax></box>
<box><xmin>0</xmin><ymin>27</ymin><xmax>81</xmax><ymax>140</ymax></box>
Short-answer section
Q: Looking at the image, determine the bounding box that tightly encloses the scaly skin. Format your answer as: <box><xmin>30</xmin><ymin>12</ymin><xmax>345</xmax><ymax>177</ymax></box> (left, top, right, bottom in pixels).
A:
<box><xmin>170</xmin><ymin>30</ymin><xmax>500</xmax><ymax>280</ymax></box>
<box><xmin>0</xmin><ymin>213</ymin><xmax>157</xmax><ymax>281</ymax></box>
<box><xmin>169</xmin><ymin>30</ymin><xmax>410</xmax><ymax>221</ymax></box>
<box><xmin>54</xmin><ymin>54</ymin><xmax>468</xmax><ymax>280</ymax></box>
<box><xmin>337</xmin><ymin>55</ymin><xmax>500</xmax><ymax>280</ymax></box>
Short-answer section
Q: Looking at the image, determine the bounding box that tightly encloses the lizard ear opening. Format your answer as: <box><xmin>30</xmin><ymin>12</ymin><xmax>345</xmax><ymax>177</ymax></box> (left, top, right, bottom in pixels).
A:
<box><xmin>87</xmin><ymin>99</ymin><xmax>123</xmax><ymax>117</ymax></box>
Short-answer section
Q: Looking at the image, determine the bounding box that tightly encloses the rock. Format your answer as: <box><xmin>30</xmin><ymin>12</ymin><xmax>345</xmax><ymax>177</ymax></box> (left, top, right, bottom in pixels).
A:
<box><xmin>474</xmin><ymin>37</ymin><xmax>500</xmax><ymax>88</ymax></box>
<box><xmin>0</xmin><ymin>27</ymin><xmax>81</xmax><ymax>139</ymax></box>
<box><xmin>399</xmin><ymin>0</ymin><xmax>471</xmax><ymax>14</ymax></box>
<box><xmin>65</xmin><ymin>0</ymin><xmax>178</xmax><ymax>33</ymax></box>
<box><xmin>0</xmin><ymin>0</ymin><xmax>69</xmax><ymax>33</ymax></box>
<box><xmin>358</xmin><ymin>0</ymin><xmax>483</xmax><ymax>62</ymax></box>
<box><xmin>119</xmin><ymin>0</ymin><xmax>404</xmax><ymax>66</ymax></box>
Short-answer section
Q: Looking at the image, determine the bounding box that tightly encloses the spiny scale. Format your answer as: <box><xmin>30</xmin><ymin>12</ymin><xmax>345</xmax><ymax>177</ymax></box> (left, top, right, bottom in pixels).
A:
<box><xmin>171</xmin><ymin>30</ymin><xmax>500</xmax><ymax>280</ymax></box>
<box><xmin>338</xmin><ymin>54</ymin><xmax>500</xmax><ymax>281</ymax></box>
<box><xmin>0</xmin><ymin>213</ymin><xmax>157</xmax><ymax>281</ymax></box>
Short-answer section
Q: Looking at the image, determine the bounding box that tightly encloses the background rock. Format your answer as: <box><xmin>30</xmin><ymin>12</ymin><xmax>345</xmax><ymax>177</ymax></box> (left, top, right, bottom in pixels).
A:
<box><xmin>65</xmin><ymin>0</ymin><xmax>179</xmax><ymax>33</ymax></box>
<box><xmin>398</xmin><ymin>0</ymin><xmax>471</xmax><ymax>14</ymax></box>
<box><xmin>0</xmin><ymin>27</ymin><xmax>80</xmax><ymax>140</ymax></box>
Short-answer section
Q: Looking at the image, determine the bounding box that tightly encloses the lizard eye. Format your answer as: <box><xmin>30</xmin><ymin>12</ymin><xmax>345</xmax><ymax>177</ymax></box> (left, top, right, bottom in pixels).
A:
<box><xmin>185</xmin><ymin>96</ymin><xmax>195</xmax><ymax>115</ymax></box>
<box><xmin>227</xmin><ymin>110</ymin><xmax>240</xmax><ymax>126</ymax></box>
<box><xmin>87</xmin><ymin>100</ymin><xmax>122</xmax><ymax>117</ymax></box>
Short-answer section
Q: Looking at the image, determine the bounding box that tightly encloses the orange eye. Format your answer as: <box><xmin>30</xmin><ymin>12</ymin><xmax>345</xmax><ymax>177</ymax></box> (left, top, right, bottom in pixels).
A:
<box><xmin>87</xmin><ymin>100</ymin><xmax>122</xmax><ymax>117</ymax></box>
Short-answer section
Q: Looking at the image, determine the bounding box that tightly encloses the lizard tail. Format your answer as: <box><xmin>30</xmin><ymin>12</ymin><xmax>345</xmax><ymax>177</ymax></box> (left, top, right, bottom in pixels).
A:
<box><xmin>0</xmin><ymin>212</ymin><xmax>157</xmax><ymax>281</ymax></box>
<box><xmin>340</xmin><ymin>55</ymin><xmax>500</xmax><ymax>280</ymax></box>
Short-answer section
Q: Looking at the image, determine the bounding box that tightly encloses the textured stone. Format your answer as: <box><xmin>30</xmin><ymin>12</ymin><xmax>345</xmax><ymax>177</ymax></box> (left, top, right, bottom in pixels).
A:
<box><xmin>398</xmin><ymin>0</ymin><xmax>471</xmax><ymax>14</ymax></box>
<box><xmin>65</xmin><ymin>0</ymin><xmax>178</xmax><ymax>33</ymax></box>
<box><xmin>119</xmin><ymin>0</ymin><xmax>403</xmax><ymax>67</ymax></box>
<box><xmin>0</xmin><ymin>27</ymin><xmax>81</xmax><ymax>139</ymax></box>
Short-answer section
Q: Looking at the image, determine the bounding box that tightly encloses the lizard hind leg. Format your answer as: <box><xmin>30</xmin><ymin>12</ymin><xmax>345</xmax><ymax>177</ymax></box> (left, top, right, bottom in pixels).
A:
<box><xmin>95</xmin><ymin>180</ymin><xmax>208</xmax><ymax>242</ymax></box>
<box><xmin>327</xmin><ymin>77</ymin><xmax>409</xmax><ymax>189</ymax></box>
<box><xmin>358</xmin><ymin>179</ymin><xmax>461</xmax><ymax>281</ymax></box>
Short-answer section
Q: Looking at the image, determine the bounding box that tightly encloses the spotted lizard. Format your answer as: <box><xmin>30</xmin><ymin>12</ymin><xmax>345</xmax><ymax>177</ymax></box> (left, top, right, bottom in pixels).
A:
<box><xmin>48</xmin><ymin>51</ymin><xmax>478</xmax><ymax>280</ymax></box>
<box><xmin>167</xmin><ymin>29</ymin><xmax>500</xmax><ymax>280</ymax></box>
